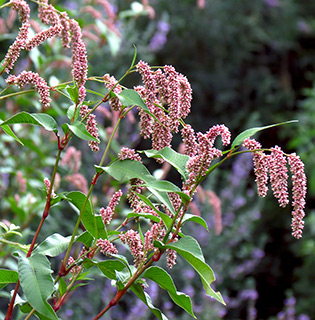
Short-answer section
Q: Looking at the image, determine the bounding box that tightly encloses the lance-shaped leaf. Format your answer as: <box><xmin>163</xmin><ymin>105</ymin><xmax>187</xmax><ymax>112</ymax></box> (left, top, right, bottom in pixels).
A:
<box><xmin>130</xmin><ymin>283</ymin><xmax>169</xmax><ymax>320</ymax></box>
<box><xmin>33</xmin><ymin>233</ymin><xmax>71</xmax><ymax>257</ymax></box>
<box><xmin>66</xmin><ymin>122</ymin><xmax>100</xmax><ymax>142</ymax></box>
<box><xmin>181</xmin><ymin>214</ymin><xmax>209</xmax><ymax>231</ymax></box>
<box><xmin>18</xmin><ymin>253</ymin><xmax>58</xmax><ymax>320</ymax></box>
<box><xmin>84</xmin><ymin>259</ymin><xmax>126</xmax><ymax>280</ymax></box>
<box><xmin>127</xmin><ymin>212</ymin><xmax>161</xmax><ymax>223</ymax></box>
<box><xmin>66</xmin><ymin>84</ymin><xmax>79</xmax><ymax>104</ymax></box>
<box><xmin>143</xmin><ymin>266</ymin><xmax>195</xmax><ymax>318</ymax></box>
<box><xmin>0</xmin><ymin>112</ymin><xmax>58</xmax><ymax>133</ymax></box>
<box><xmin>144</xmin><ymin>147</ymin><xmax>189</xmax><ymax>181</ymax></box>
<box><xmin>76</xmin><ymin>231</ymin><xmax>94</xmax><ymax>247</ymax></box>
<box><xmin>102</xmin><ymin>160</ymin><xmax>176</xmax><ymax>216</ymax></box>
<box><xmin>67</xmin><ymin>191</ymin><xmax>106</xmax><ymax>240</ymax></box>
<box><xmin>231</xmin><ymin>120</ymin><xmax>298</xmax><ymax>148</ymax></box>
<box><xmin>0</xmin><ymin>269</ymin><xmax>19</xmax><ymax>289</ymax></box>
<box><xmin>66</xmin><ymin>104</ymin><xmax>80</xmax><ymax>121</ymax></box>
<box><xmin>0</xmin><ymin>121</ymin><xmax>24</xmax><ymax>145</ymax></box>
<box><xmin>155</xmin><ymin>236</ymin><xmax>225</xmax><ymax>305</ymax></box>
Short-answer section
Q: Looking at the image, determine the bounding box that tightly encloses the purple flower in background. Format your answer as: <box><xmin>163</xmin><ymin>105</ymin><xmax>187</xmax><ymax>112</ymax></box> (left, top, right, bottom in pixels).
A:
<box><xmin>298</xmin><ymin>315</ymin><xmax>310</xmax><ymax>320</ymax></box>
<box><xmin>239</xmin><ymin>289</ymin><xmax>258</xmax><ymax>301</ymax></box>
<box><xmin>264</xmin><ymin>0</ymin><xmax>280</xmax><ymax>7</ymax></box>
<box><xmin>252</xmin><ymin>248</ymin><xmax>265</xmax><ymax>259</ymax></box>
<box><xmin>150</xmin><ymin>20</ymin><xmax>170</xmax><ymax>51</ymax></box>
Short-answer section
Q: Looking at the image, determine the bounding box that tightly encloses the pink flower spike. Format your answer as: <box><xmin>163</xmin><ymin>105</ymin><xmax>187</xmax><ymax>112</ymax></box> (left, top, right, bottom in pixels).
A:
<box><xmin>269</xmin><ymin>146</ymin><xmax>289</xmax><ymax>207</ymax></box>
<box><xmin>10</xmin><ymin>0</ymin><xmax>30</xmax><ymax>23</ymax></box>
<box><xmin>118</xmin><ymin>148</ymin><xmax>142</xmax><ymax>162</ymax></box>
<box><xmin>6</xmin><ymin>71</ymin><xmax>51</xmax><ymax>109</ymax></box>
<box><xmin>119</xmin><ymin>230</ymin><xmax>144</xmax><ymax>267</ymax></box>
<box><xmin>181</xmin><ymin>124</ymin><xmax>198</xmax><ymax>157</ymax></box>
<box><xmin>288</xmin><ymin>153</ymin><xmax>307</xmax><ymax>239</ymax></box>
<box><xmin>2</xmin><ymin>22</ymin><xmax>29</xmax><ymax>73</ymax></box>
<box><xmin>100</xmin><ymin>190</ymin><xmax>122</xmax><ymax>225</ymax></box>
<box><xmin>43</xmin><ymin>177</ymin><xmax>56</xmax><ymax>198</ymax></box>
<box><xmin>96</xmin><ymin>239</ymin><xmax>118</xmax><ymax>256</ymax></box>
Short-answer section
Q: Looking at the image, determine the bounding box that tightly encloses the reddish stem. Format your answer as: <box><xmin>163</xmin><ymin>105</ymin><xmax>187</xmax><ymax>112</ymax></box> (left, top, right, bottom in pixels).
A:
<box><xmin>4</xmin><ymin>280</ymin><xmax>20</xmax><ymax>320</ymax></box>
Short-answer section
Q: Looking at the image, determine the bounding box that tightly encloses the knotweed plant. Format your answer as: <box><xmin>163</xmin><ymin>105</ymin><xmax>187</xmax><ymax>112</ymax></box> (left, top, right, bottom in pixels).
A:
<box><xmin>0</xmin><ymin>1</ymin><xmax>307</xmax><ymax>319</ymax></box>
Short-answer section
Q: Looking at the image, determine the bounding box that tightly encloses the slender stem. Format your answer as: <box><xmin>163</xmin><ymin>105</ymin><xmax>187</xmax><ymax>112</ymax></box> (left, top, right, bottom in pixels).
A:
<box><xmin>24</xmin><ymin>308</ymin><xmax>36</xmax><ymax>320</ymax></box>
<box><xmin>5</xmin><ymin>148</ymin><xmax>63</xmax><ymax>319</ymax></box>
<box><xmin>0</xmin><ymin>90</ymin><xmax>35</xmax><ymax>100</ymax></box>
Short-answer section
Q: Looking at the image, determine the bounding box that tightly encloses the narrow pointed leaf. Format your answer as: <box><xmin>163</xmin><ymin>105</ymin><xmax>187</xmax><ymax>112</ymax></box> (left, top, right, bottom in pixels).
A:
<box><xmin>143</xmin><ymin>266</ymin><xmax>195</xmax><ymax>318</ymax></box>
<box><xmin>18</xmin><ymin>253</ymin><xmax>58</xmax><ymax>319</ymax></box>
<box><xmin>0</xmin><ymin>112</ymin><xmax>58</xmax><ymax>132</ymax></box>
<box><xmin>66</xmin><ymin>105</ymin><xmax>80</xmax><ymax>121</ymax></box>
<box><xmin>143</xmin><ymin>180</ymin><xmax>190</xmax><ymax>204</ymax></box>
<box><xmin>127</xmin><ymin>212</ymin><xmax>161</xmax><ymax>223</ymax></box>
<box><xmin>181</xmin><ymin>214</ymin><xmax>209</xmax><ymax>231</ymax></box>
<box><xmin>0</xmin><ymin>122</ymin><xmax>24</xmax><ymax>145</ymax></box>
<box><xmin>0</xmin><ymin>269</ymin><xmax>19</xmax><ymax>289</ymax></box>
<box><xmin>103</xmin><ymin>160</ymin><xmax>176</xmax><ymax>216</ymax></box>
<box><xmin>130</xmin><ymin>283</ymin><xmax>169</xmax><ymax>320</ymax></box>
<box><xmin>155</xmin><ymin>236</ymin><xmax>225</xmax><ymax>304</ymax></box>
<box><xmin>67</xmin><ymin>191</ymin><xmax>106</xmax><ymax>239</ymax></box>
<box><xmin>66</xmin><ymin>84</ymin><xmax>79</xmax><ymax>104</ymax></box>
<box><xmin>33</xmin><ymin>233</ymin><xmax>71</xmax><ymax>257</ymax></box>
<box><xmin>144</xmin><ymin>148</ymin><xmax>189</xmax><ymax>181</ymax></box>
<box><xmin>84</xmin><ymin>259</ymin><xmax>126</xmax><ymax>280</ymax></box>
<box><xmin>231</xmin><ymin>120</ymin><xmax>298</xmax><ymax>148</ymax></box>
<box><xmin>75</xmin><ymin>231</ymin><xmax>94</xmax><ymax>247</ymax></box>
<box><xmin>67</xmin><ymin>122</ymin><xmax>99</xmax><ymax>142</ymax></box>
<box><xmin>115</xmin><ymin>89</ymin><xmax>148</xmax><ymax>109</ymax></box>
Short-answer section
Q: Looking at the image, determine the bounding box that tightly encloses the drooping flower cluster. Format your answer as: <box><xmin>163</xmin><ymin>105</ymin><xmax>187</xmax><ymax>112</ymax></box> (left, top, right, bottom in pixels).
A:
<box><xmin>135</xmin><ymin>60</ymin><xmax>192</xmax><ymax>151</ymax></box>
<box><xmin>100</xmin><ymin>190</ymin><xmax>122</xmax><ymax>225</ymax></box>
<box><xmin>243</xmin><ymin>138</ymin><xmax>307</xmax><ymax>238</ymax></box>
<box><xmin>6</xmin><ymin>71</ymin><xmax>51</xmax><ymax>109</ymax></box>
<box><xmin>43</xmin><ymin>177</ymin><xmax>56</xmax><ymax>198</ymax></box>
<box><xmin>96</xmin><ymin>239</ymin><xmax>118</xmax><ymax>256</ymax></box>
<box><xmin>288</xmin><ymin>153</ymin><xmax>307</xmax><ymax>239</ymax></box>
<box><xmin>103</xmin><ymin>74</ymin><xmax>122</xmax><ymax>111</ymax></box>
<box><xmin>10</xmin><ymin>0</ymin><xmax>30</xmax><ymax>23</ymax></box>
<box><xmin>185</xmin><ymin>124</ymin><xmax>231</xmax><ymax>191</ymax></box>
<box><xmin>80</xmin><ymin>105</ymin><xmax>100</xmax><ymax>152</ymax></box>
<box><xmin>118</xmin><ymin>147</ymin><xmax>142</xmax><ymax>162</ymax></box>
<box><xmin>119</xmin><ymin>230</ymin><xmax>144</xmax><ymax>267</ymax></box>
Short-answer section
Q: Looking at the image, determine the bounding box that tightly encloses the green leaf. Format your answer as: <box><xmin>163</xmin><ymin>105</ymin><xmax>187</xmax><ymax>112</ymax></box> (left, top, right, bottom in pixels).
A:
<box><xmin>143</xmin><ymin>266</ymin><xmax>195</xmax><ymax>318</ymax></box>
<box><xmin>231</xmin><ymin>120</ymin><xmax>298</xmax><ymax>148</ymax></box>
<box><xmin>0</xmin><ymin>269</ymin><xmax>19</xmax><ymax>289</ymax></box>
<box><xmin>75</xmin><ymin>231</ymin><xmax>94</xmax><ymax>247</ymax></box>
<box><xmin>66</xmin><ymin>85</ymin><xmax>79</xmax><ymax>104</ymax></box>
<box><xmin>67</xmin><ymin>191</ymin><xmax>106</xmax><ymax>240</ymax></box>
<box><xmin>155</xmin><ymin>236</ymin><xmax>225</xmax><ymax>305</ymax></box>
<box><xmin>66</xmin><ymin>105</ymin><xmax>80</xmax><ymax>121</ymax></box>
<box><xmin>144</xmin><ymin>147</ymin><xmax>189</xmax><ymax>181</ymax></box>
<box><xmin>143</xmin><ymin>180</ymin><xmax>190</xmax><ymax>204</ymax></box>
<box><xmin>130</xmin><ymin>45</ymin><xmax>137</xmax><ymax>69</ymax></box>
<box><xmin>50</xmin><ymin>192</ymin><xmax>70</xmax><ymax>207</ymax></box>
<box><xmin>18</xmin><ymin>253</ymin><xmax>58</xmax><ymax>320</ymax></box>
<box><xmin>115</xmin><ymin>89</ymin><xmax>147</xmax><ymax>109</ymax></box>
<box><xmin>33</xmin><ymin>233</ymin><xmax>71</xmax><ymax>257</ymax></box>
<box><xmin>67</xmin><ymin>122</ymin><xmax>100</xmax><ymax>142</ymax></box>
<box><xmin>0</xmin><ymin>112</ymin><xmax>58</xmax><ymax>133</ymax></box>
<box><xmin>135</xmin><ymin>192</ymin><xmax>172</xmax><ymax>228</ymax></box>
<box><xmin>181</xmin><ymin>214</ymin><xmax>209</xmax><ymax>231</ymax></box>
<box><xmin>59</xmin><ymin>277</ymin><xmax>67</xmax><ymax>296</ymax></box>
<box><xmin>130</xmin><ymin>283</ymin><xmax>169</xmax><ymax>320</ymax></box>
<box><xmin>0</xmin><ymin>122</ymin><xmax>24</xmax><ymax>145</ymax></box>
<box><xmin>84</xmin><ymin>259</ymin><xmax>126</xmax><ymax>280</ymax></box>
<box><xmin>103</xmin><ymin>160</ymin><xmax>176</xmax><ymax>216</ymax></box>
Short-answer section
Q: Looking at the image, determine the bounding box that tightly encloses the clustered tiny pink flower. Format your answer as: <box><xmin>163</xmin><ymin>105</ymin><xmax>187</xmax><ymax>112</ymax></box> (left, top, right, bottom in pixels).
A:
<box><xmin>181</xmin><ymin>125</ymin><xmax>198</xmax><ymax>157</ymax></box>
<box><xmin>59</xmin><ymin>12</ymin><xmax>71</xmax><ymax>48</ymax></box>
<box><xmin>16</xmin><ymin>170</ymin><xmax>26</xmax><ymax>193</ymax></box>
<box><xmin>96</xmin><ymin>239</ymin><xmax>118</xmax><ymax>256</ymax></box>
<box><xmin>6</xmin><ymin>71</ymin><xmax>51</xmax><ymax>109</ymax></box>
<box><xmin>67</xmin><ymin>256</ymin><xmax>82</xmax><ymax>274</ymax></box>
<box><xmin>38</xmin><ymin>2</ymin><xmax>59</xmax><ymax>25</ymax></box>
<box><xmin>127</xmin><ymin>178</ymin><xmax>144</xmax><ymax>209</ymax></box>
<box><xmin>65</xmin><ymin>173</ymin><xmax>88</xmax><ymax>194</ymax></box>
<box><xmin>100</xmin><ymin>189</ymin><xmax>122</xmax><ymax>225</ymax></box>
<box><xmin>269</xmin><ymin>146</ymin><xmax>289</xmax><ymax>207</ymax></box>
<box><xmin>61</xmin><ymin>146</ymin><xmax>82</xmax><ymax>173</ymax></box>
<box><xmin>288</xmin><ymin>153</ymin><xmax>307</xmax><ymax>239</ymax></box>
<box><xmin>80</xmin><ymin>105</ymin><xmax>100</xmax><ymax>152</ymax></box>
<box><xmin>243</xmin><ymin>138</ymin><xmax>269</xmax><ymax>197</ymax></box>
<box><xmin>10</xmin><ymin>0</ymin><xmax>30</xmax><ymax>23</ymax></box>
<box><xmin>143</xmin><ymin>222</ymin><xmax>166</xmax><ymax>252</ymax></box>
<box><xmin>3</xmin><ymin>22</ymin><xmax>29</xmax><ymax>73</ymax></box>
<box><xmin>43</xmin><ymin>177</ymin><xmax>56</xmax><ymax>198</ymax></box>
<box><xmin>118</xmin><ymin>147</ymin><xmax>142</xmax><ymax>162</ymax></box>
<box><xmin>206</xmin><ymin>124</ymin><xmax>231</xmax><ymax>146</ymax></box>
<box><xmin>119</xmin><ymin>230</ymin><xmax>144</xmax><ymax>267</ymax></box>
<box><xmin>166</xmin><ymin>237</ymin><xmax>178</xmax><ymax>269</ymax></box>
<box><xmin>207</xmin><ymin>190</ymin><xmax>222</xmax><ymax>235</ymax></box>
<box><xmin>25</xmin><ymin>24</ymin><xmax>63</xmax><ymax>50</ymax></box>
<box><xmin>178</xmin><ymin>74</ymin><xmax>192</xmax><ymax>119</ymax></box>
<box><xmin>103</xmin><ymin>74</ymin><xmax>122</xmax><ymax>111</ymax></box>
